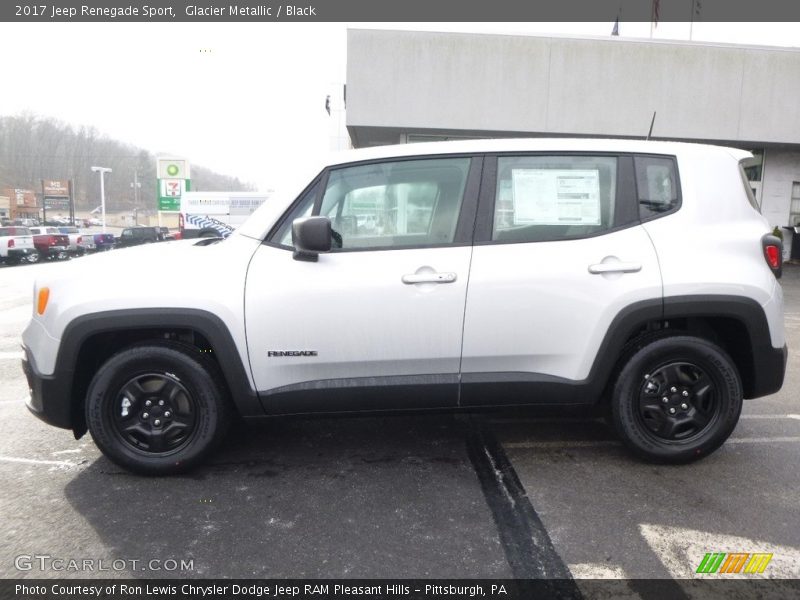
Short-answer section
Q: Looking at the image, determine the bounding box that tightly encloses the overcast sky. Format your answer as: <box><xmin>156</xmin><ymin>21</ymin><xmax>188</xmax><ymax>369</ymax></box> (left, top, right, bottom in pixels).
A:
<box><xmin>1</xmin><ymin>22</ymin><xmax>798</xmax><ymax>191</ymax></box>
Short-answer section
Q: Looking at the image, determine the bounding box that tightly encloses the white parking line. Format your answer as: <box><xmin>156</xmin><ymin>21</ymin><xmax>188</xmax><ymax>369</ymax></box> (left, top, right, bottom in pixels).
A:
<box><xmin>505</xmin><ymin>437</ymin><xmax>800</xmax><ymax>449</ymax></box>
<box><xmin>569</xmin><ymin>563</ymin><xmax>630</xmax><ymax>579</ymax></box>
<box><xmin>0</xmin><ymin>455</ymin><xmax>77</xmax><ymax>467</ymax></box>
<box><xmin>726</xmin><ymin>436</ymin><xmax>800</xmax><ymax>444</ymax></box>
<box><xmin>640</xmin><ymin>524</ymin><xmax>800</xmax><ymax>579</ymax></box>
<box><xmin>505</xmin><ymin>440</ymin><xmax>619</xmax><ymax>449</ymax></box>
<box><xmin>741</xmin><ymin>414</ymin><xmax>800</xmax><ymax>420</ymax></box>
<box><xmin>491</xmin><ymin>414</ymin><xmax>800</xmax><ymax>424</ymax></box>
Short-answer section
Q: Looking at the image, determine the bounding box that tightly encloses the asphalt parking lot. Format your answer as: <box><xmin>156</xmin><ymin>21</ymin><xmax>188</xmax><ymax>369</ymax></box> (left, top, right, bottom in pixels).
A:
<box><xmin>1</xmin><ymin>259</ymin><xmax>798</xmax><ymax>589</ymax></box>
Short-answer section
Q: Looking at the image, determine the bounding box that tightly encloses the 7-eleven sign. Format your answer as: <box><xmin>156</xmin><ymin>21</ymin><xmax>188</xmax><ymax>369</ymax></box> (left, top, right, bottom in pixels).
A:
<box><xmin>163</xmin><ymin>179</ymin><xmax>183</xmax><ymax>197</ymax></box>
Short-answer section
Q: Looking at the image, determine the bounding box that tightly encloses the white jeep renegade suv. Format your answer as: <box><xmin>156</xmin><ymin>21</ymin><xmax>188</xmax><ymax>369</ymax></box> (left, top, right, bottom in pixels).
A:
<box><xmin>21</xmin><ymin>139</ymin><xmax>787</xmax><ymax>474</ymax></box>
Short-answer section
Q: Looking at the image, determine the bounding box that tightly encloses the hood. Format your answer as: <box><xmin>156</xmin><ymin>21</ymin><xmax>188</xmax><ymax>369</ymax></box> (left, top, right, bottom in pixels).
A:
<box><xmin>31</xmin><ymin>235</ymin><xmax>263</xmax><ymax>340</ymax></box>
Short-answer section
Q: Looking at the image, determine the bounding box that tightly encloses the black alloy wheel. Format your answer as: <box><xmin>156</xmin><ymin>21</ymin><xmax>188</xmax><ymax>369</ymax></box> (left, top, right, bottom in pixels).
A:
<box><xmin>637</xmin><ymin>361</ymin><xmax>721</xmax><ymax>442</ymax></box>
<box><xmin>86</xmin><ymin>342</ymin><xmax>232</xmax><ymax>475</ymax></box>
<box><xmin>110</xmin><ymin>373</ymin><xmax>198</xmax><ymax>454</ymax></box>
<box><xmin>611</xmin><ymin>336</ymin><xmax>742</xmax><ymax>463</ymax></box>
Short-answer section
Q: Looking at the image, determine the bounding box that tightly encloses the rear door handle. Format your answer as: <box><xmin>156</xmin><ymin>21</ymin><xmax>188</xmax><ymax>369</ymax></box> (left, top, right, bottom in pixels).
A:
<box><xmin>402</xmin><ymin>272</ymin><xmax>457</xmax><ymax>284</ymax></box>
<box><xmin>588</xmin><ymin>262</ymin><xmax>642</xmax><ymax>274</ymax></box>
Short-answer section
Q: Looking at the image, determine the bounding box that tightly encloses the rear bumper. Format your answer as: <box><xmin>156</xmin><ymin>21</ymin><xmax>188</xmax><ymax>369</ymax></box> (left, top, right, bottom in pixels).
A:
<box><xmin>40</xmin><ymin>246</ymin><xmax>68</xmax><ymax>256</ymax></box>
<box><xmin>749</xmin><ymin>343</ymin><xmax>788</xmax><ymax>399</ymax></box>
<box><xmin>21</xmin><ymin>346</ymin><xmax>73</xmax><ymax>430</ymax></box>
<box><xmin>6</xmin><ymin>248</ymin><xmax>35</xmax><ymax>258</ymax></box>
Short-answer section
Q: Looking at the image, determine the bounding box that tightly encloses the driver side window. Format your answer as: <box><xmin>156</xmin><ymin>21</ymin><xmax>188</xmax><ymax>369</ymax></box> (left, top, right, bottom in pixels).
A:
<box><xmin>320</xmin><ymin>157</ymin><xmax>470</xmax><ymax>250</ymax></box>
<box><xmin>273</xmin><ymin>182</ymin><xmax>319</xmax><ymax>247</ymax></box>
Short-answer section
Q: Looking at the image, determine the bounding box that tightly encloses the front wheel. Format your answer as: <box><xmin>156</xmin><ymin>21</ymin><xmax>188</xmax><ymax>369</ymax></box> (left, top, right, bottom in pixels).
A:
<box><xmin>86</xmin><ymin>343</ymin><xmax>232</xmax><ymax>475</ymax></box>
<box><xmin>611</xmin><ymin>336</ymin><xmax>742</xmax><ymax>464</ymax></box>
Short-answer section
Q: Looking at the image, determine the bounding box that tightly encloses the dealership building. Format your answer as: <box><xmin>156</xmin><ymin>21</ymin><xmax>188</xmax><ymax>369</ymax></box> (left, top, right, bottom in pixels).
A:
<box><xmin>345</xmin><ymin>29</ymin><xmax>800</xmax><ymax>237</ymax></box>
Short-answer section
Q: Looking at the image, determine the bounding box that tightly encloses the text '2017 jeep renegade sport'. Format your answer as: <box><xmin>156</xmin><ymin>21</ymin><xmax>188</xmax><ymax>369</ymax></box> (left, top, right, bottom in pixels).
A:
<box><xmin>22</xmin><ymin>139</ymin><xmax>787</xmax><ymax>474</ymax></box>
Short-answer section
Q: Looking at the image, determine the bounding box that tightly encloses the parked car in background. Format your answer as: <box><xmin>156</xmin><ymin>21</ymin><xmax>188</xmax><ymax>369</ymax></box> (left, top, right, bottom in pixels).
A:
<box><xmin>13</xmin><ymin>218</ymin><xmax>39</xmax><ymax>227</ymax></box>
<box><xmin>44</xmin><ymin>218</ymin><xmax>71</xmax><ymax>227</ymax></box>
<box><xmin>87</xmin><ymin>218</ymin><xmax>102</xmax><ymax>227</ymax></box>
<box><xmin>92</xmin><ymin>233</ymin><xmax>116</xmax><ymax>252</ymax></box>
<box><xmin>158</xmin><ymin>227</ymin><xmax>178</xmax><ymax>241</ymax></box>
<box><xmin>115</xmin><ymin>226</ymin><xmax>161</xmax><ymax>248</ymax></box>
<box><xmin>28</xmin><ymin>226</ymin><xmax>70</xmax><ymax>260</ymax></box>
<box><xmin>0</xmin><ymin>226</ymin><xmax>38</xmax><ymax>265</ymax></box>
<box><xmin>58</xmin><ymin>227</ymin><xmax>94</xmax><ymax>254</ymax></box>
<box><xmin>179</xmin><ymin>191</ymin><xmax>270</xmax><ymax>238</ymax></box>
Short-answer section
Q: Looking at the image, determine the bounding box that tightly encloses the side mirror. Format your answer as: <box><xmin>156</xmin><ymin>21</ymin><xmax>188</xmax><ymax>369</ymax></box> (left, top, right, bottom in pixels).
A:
<box><xmin>292</xmin><ymin>216</ymin><xmax>332</xmax><ymax>262</ymax></box>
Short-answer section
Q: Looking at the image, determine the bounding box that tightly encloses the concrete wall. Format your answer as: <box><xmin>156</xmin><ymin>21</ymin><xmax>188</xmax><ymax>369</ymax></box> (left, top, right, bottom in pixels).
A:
<box><xmin>347</xmin><ymin>30</ymin><xmax>800</xmax><ymax>146</ymax></box>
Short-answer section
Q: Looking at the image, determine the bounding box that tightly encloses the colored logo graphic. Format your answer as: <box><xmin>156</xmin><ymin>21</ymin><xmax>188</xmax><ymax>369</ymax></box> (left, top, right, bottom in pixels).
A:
<box><xmin>696</xmin><ymin>552</ymin><xmax>773</xmax><ymax>574</ymax></box>
<box><xmin>166</xmin><ymin>164</ymin><xmax>180</xmax><ymax>176</ymax></box>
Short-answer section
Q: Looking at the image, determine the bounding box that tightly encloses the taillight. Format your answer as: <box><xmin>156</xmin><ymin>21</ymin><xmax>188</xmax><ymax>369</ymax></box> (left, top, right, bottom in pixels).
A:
<box><xmin>49</xmin><ymin>237</ymin><xmax>56</xmax><ymax>245</ymax></box>
<box><xmin>762</xmin><ymin>234</ymin><xmax>783</xmax><ymax>279</ymax></box>
<box><xmin>8</xmin><ymin>239</ymin><xmax>14</xmax><ymax>248</ymax></box>
<box><xmin>77</xmin><ymin>236</ymin><xmax>82</xmax><ymax>244</ymax></box>
<box><xmin>179</xmin><ymin>212</ymin><xmax>185</xmax><ymax>232</ymax></box>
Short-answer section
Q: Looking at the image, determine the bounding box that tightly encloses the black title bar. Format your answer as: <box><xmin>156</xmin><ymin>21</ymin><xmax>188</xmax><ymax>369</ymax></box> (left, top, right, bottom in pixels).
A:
<box><xmin>4</xmin><ymin>0</ymin><xmax>800</xmax><ymax>22</ymax></box>
<box><xmin>6</xmin><ymin>579</ymin><xmax>800</xmax><ymax>600</ymax></box>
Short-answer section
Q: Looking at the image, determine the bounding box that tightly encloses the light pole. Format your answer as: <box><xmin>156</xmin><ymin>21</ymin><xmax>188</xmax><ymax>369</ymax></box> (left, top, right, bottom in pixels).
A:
<box><xmin>91</xmin><ymin>166</ymin><xmax>112</xmax><ymax>233</ymax></box>
<box><xmin>130</xmin><ymin>170</ymin><xmax>142</xmax><ymax>225</ymax></box>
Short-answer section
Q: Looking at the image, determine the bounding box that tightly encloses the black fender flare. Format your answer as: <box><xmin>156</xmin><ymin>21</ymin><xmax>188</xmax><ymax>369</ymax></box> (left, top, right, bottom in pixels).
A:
<box><xmin>53</xmin><ymin>309</ymin><xmax>262</xmax><ymax>435</ymax></box>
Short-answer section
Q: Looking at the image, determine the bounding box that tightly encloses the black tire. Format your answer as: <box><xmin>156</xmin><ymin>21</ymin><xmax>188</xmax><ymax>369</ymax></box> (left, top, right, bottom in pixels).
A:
<box><xmin>5</xmin><ymin>258</ymin><xmax>20</xmax><ymax>266</ymax></box>
<box><xmin>199</xmin><ymin>230</ymin><xmax>220</xmax><ymax>239</ymax></box>
<box><xmin>611</xmin><ymin>336</ymin><xmax>742</xmax><ymax>464</ymax></box>
<box><xmin>85</xmin><ymin>342</ymin><xmax>232</xmax><ymax>475</ymax></box>
<box><xmin>25</xmin><ymin>253</ymin><xmax>40</xmax><ymax>264</ymax></box>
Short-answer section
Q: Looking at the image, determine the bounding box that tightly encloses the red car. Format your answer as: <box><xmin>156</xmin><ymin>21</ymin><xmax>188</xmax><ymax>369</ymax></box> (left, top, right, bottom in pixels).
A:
<box><xmin>28</xmin><ymin>226</ymin><xmax>71</xmax><ymax>260</ymax></box>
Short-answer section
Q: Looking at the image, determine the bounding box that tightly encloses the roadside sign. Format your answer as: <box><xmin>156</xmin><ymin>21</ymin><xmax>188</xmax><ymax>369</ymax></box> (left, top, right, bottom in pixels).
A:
<box><xmin>156</xmin><ymin>157</ymin><xmax>191</xmax><ymax>213</ymax></box>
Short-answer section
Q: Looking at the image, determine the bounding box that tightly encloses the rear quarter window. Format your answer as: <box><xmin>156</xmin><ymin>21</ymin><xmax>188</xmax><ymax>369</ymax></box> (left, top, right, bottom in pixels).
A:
<box><xmin>635</xmin><ymin>156</ymin><xmax>680</xmax><ymax>220</ymax></box>
<box><xmin>738</xmin><ymin>160</ymin><xmax>761</xmax><ymax>212</ymax></box>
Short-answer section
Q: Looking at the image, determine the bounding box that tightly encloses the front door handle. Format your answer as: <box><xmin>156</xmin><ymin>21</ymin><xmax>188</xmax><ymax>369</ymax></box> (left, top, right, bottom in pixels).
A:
<box><xmin>402</xmin><ymin>272</ymin><xmax>457</xmax><ymax>284</ymax></box>
<box><xmin>588</xmin><ymin>262</ymin><xmax>642</xmax><ymax>274</ymax></box>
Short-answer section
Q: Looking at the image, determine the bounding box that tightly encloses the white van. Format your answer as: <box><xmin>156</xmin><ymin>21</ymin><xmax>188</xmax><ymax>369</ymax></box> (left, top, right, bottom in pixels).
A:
<box><xmin>178</xmin><ymin>191</ymin><xmax>270</xmax><ymax>238</ymax></box>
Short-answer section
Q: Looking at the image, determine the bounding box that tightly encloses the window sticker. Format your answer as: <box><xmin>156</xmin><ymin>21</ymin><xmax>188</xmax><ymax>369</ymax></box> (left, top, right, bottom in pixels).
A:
<box><xmin>511</xmin><ymin>168</ymin><xmax>601</xmax><ymax>225</ymax></box>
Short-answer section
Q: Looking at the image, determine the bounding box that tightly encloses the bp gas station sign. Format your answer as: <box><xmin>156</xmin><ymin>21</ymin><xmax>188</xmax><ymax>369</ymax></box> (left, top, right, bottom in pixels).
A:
<box><xmin>157</xmin><ymin>157</ymin><xmax>191</xmax><ymax>212</ymax></box>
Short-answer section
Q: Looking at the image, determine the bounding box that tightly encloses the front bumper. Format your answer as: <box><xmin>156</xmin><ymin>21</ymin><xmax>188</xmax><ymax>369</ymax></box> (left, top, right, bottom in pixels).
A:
<box><xmin>21</xmin><ymin>346</ymin><xmax>73</xmax><ymax>430</ymax></box>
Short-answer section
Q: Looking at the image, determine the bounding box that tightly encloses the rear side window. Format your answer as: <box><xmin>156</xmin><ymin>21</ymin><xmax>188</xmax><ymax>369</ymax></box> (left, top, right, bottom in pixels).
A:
<box><xmin>492</xmin><ymin>155</ymin><xmax>617</xmax><ymax>243</ymax></box>
<box><xmin>635</xmin><ymin>156</ymin><xmax>679</xmax><ymax>219</ymax></box>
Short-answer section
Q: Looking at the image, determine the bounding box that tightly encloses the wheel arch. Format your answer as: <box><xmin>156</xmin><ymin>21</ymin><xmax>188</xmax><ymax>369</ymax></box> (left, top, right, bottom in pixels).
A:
<box><xmin>57</xmin><ymin>309</ymin><xmax>261</xmax><ymax>438</ymax></box>
<box><xmin>595</xmin><ymin>295</ymin><xmax>784</xmax><ymax>403</ymax></box>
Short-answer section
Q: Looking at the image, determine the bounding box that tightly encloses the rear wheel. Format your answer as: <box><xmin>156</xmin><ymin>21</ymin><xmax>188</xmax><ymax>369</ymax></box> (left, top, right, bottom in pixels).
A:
<box><xmin>611</xmin><ymin>336</ymin><xmax>742</xmax><ymax>463</ymax></box>
<box><xmin>86</xmin><ymin>343</ymin><xmax>232</xmax><ymax>475</ymax></box>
